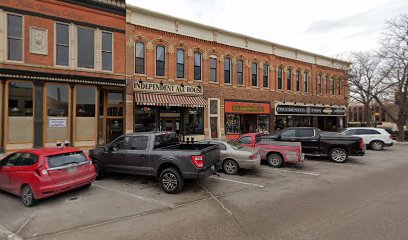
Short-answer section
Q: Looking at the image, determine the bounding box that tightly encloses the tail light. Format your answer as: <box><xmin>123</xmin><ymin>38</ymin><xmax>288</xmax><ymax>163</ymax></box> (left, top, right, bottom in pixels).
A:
<box><xmin>36</xmin><ymin>165</ymin><xmax>48</xmax><ymax>177</ymax></box>
<box><xmin>358</xmin><ymin>138</ymin><xmax>364</xmax><ymax>150</ymax></box>
<box><xmin>389</xmin><ymin>134</ymin><xmax>393</xmax><ymax>140</ymax></box>
<box><xmin>191</xmin><ymin>155</ymin><xmax>204</xmax><ymax>168</ymax></box>
<box><xmin>249</xmin><ymin>154</ymin><xmax>257</xmax><ymax>160</ymax></box>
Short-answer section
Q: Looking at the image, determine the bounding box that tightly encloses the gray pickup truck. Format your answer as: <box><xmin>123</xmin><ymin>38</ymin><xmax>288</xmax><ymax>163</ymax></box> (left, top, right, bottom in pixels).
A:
<box><xmin>89</xmin><ymin>132</ymin><xmax>221</xmax><ymax>193</ymax></box>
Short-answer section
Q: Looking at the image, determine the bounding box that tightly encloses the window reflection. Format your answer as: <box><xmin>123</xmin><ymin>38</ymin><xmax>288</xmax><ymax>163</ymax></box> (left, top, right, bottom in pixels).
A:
<box><xmin>8</xmin><ymin>81</ymin><xmax>33</xmax><ymax>117</ymax></box>
<box><xmin>47</xmin><ymin>84</ymin><xmax>68</xmax><ymax>117</ymax></box>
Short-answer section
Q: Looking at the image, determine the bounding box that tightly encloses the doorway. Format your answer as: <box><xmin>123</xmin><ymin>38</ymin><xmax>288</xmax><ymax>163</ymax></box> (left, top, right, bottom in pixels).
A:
<box><xmin>160</xmin><ymin>118</ymin><xmax>180</xmax><ymax>133</ymax></box>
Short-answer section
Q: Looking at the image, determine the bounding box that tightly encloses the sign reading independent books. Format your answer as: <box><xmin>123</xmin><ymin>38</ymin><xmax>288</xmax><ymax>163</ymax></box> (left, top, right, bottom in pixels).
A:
<box><xmin>275</xmin><ymin>104</ymin><xmax>346</xmax><ymax>116</ymax></box>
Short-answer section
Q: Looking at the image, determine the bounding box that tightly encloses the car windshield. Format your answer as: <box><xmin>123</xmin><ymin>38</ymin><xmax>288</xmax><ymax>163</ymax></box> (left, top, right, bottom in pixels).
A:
<box><xmin>47</xmin><ymin>151</ymin><xmax>88</xmax><ymax>168</ymax></box>
<box><xmin>228</xmin><ymin>140</ymin><xmax>244</xmax><ymax>150</ymax></box>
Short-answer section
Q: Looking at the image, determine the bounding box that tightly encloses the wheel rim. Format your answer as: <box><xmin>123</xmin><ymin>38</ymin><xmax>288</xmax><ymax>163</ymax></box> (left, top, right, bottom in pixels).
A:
<box><xmin>22</xmin><ymin>187</ymin><xmax>33</xmax><ymax>205</ymax></box>
<box><xmin>332</xmin><ymin>150</ymin><xmax>347</xmax><ymax>162</ymax></box>
<box><xmin>224</xmin><ymin>161</ymin><xmax>237</xmax><ymax>174</ymax></box>
<box><xmin>372</xmin><ymin>142</ymin><xmax>382</xmax><ymax>150</ymax></box>
<box><xmin>270</xmin><ymin>156</ymin><xmax>281</xmax><ymax>166</ymax></box>
<box><xmin>162</xmin><ymin>173</ymin><xmax>178</xmax><ymax>191</ymax></box>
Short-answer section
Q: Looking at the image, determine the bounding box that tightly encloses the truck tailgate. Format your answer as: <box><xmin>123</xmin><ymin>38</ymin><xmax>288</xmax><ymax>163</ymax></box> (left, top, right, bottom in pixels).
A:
<box><xmin>201</xmin><ymin>145</ymin><xmax>221</xmax><ymax>169</ymax></box>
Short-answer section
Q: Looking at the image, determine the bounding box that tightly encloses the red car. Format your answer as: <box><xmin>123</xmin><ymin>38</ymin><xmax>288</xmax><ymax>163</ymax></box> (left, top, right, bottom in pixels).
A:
<box><xmin>0</xmin><ymin>147</ymin><xmax>96</xmax><ymax>207</ymax></box>
<box><xmin>238</xmin><ymin>133</ymin><xmax>304</xmax><ymax>168</ymax></box>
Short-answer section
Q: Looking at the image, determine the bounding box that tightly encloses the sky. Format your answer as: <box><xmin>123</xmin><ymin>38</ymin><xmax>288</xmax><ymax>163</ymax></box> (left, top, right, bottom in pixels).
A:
<box><xmin>126</xmin><ymin>0</ymin><xmax>408</xmax><ymax>60</ymax></box>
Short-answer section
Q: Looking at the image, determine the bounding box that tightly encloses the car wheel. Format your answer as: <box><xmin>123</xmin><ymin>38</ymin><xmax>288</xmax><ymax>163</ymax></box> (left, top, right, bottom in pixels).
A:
<box><xmin>21</xmin><ymin>185</ymin><xmax>36</xmax><ymax>207</ymax></box>
<box><xmin>93</xmin><ymin>161</ymin><xmax>104</xmax><ymax>180</ymax></box>
<box><xmin>267</xmin><ymin>153</ymin><xmax>284</xmax><ymax>168</ymax></box>
<box><xmin>329</xmin><ymin>148</ymin><xmax>348</xmax><ymax>163</ymax></box>
<box><xmin>159</xmin><ymin>168</ymin><xmax>184</xmax><ymax>194</ymax></box>
<box><xmin>370</xmin><ymin>141</ymin><xmax>384</xmax><ymax>151</ymax></box>
<box><xmin>223</xmin><ymin>159</ymin><xmax>239</xmax><ymax>175</ymax></box>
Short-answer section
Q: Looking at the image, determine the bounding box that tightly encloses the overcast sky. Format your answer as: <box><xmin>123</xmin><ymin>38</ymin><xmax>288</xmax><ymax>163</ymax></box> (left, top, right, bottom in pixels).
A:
<box><xmin>127</xmin><ymin>0</ymin><xmax>408</xmax><ymax>60</ymax></box>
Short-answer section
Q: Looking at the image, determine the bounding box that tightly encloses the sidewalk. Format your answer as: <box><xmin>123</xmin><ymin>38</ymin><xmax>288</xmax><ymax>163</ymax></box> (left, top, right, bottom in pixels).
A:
<box><xmin>393</xmin><ymin>140</ymin><xmax>408</xmax><ymax>145</ymax></box>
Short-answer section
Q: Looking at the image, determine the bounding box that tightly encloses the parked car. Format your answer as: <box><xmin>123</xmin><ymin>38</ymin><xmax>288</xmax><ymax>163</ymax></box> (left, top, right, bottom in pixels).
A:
<box><xmin>0</xmin><ymin>147</ymin><xmax>96</xmax><ymax>207</ymax></box>
<box><xmin>338</xmin><ymin>127</ymin><xmax>393</xmax><ymax>151</ymax></box>
<box><xmin>237</xmin><ymin>133</ymin><xmax>304</xmax><ymax>168</ymax></box>
<box><xmin>89</xmin><ymin>132</ymin><xmax>221</xmax><ymax>194</ymax></box>
<box><xmin>268</xmin><ymin>127</ymin><xmax>365</xmax><ymax>163</ymax></box>
<box><xmin>198</xmin><ymin>140</ymin><xmax>261</xmax><ymax>175</ymax></box>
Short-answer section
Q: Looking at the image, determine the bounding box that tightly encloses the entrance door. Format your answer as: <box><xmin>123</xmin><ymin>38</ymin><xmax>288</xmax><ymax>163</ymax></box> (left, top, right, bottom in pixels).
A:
<box><xmin>106</xmin><ymin>119</ymin><xmax>123</xmax><ymax>143</ymax></box>
<box><xmin>160</xmin><ymin>118</ymin><xmax>180</xmax><ymax>133</ymax></box>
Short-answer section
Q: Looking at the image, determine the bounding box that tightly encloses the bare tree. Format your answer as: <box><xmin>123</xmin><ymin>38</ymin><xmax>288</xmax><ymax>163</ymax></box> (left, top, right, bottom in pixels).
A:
<box><xmin>374</xmin><ymin>13</ymin><xmax>408</xmax><ymax>141</ymax></box>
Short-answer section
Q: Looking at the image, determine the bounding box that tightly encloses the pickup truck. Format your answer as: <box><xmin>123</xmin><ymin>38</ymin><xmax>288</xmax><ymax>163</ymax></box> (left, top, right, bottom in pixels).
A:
<box><xmin>89</xmin><ymin>132</ymin><xmax>221</xmax><ymax>193</ymax></box>
<box><xmin>266</xmin><ymin>127</ymin><xmax>365</xmax><ymax>163</ymax></box>
<box><xmin>237</xmin><ymin>133</ymin><xmax>304</xmax><ymax>168</ymax></box>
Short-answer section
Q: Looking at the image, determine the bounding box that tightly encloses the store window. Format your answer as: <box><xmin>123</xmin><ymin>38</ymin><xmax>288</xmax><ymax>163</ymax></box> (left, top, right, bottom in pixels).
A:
<box><xmin>296</xmin><ymin>69</ymin><xmax>301</xmax><ymax>92</ymax></box>
<box><xmin>277</xmin><ymin>66</ymin><xmax>283</xmax><ymax>90</ymax></box>
<box><xmin>47</xmin><ymin>84</ymin><xmax>69</xmax><ymax>117</ymax></box>
<box><xmin>135</xmin><ymin>106</ymin><xmax>157</xmax><ymax>132</ymax></box>
<box><xmin>77</xmin><ymin>27</ymin><xmax>95</xmax><ymax>69</ymax></box>
<box><xmin>107</xmin><ymin>93</ymin><xmax>123</xmax><ymax>116</ymax></box>
<box><xmin>225</xmin><ymin>114</ymin><xmax>240</xmax><ymax>134</ymax></box>
<box><xmin>224</xmin><ymin>58</ymin><xmax>231</xmax><ymax>83</ymax></box>
<box><xmin>304</xmin><ymin>72</ymin><xmax>309</xmax><ymax>92</ymax></box>
<box><xmin>194</xmin><ymin>52</ymin><xmax>202</xmax><ymax>80</ymax></box>
<box><xmin>8</xmin><ymin>82</ymin><xmax>33</xmax><ymax>116</ymax></box>
<box><xmin>210</xmin><ymin>57</ymin><xmax>217</xmax><ymax>82</ymax></box>
<box><xmin>135</xmin><ymin>42</ymin><xmax>145</xmax><ymax>74</ymax></box>
<box><xmin>287</xmin><ymin>68</ymin><xmax>292</xmax><ymax>91</ymax></box>
<box><xmin>101</xmin><ymin>32</ymin><xmax>113</xmax><ymax>71</ymax></box>
<box><xmin>263</xmin><ymin>64</ymin><xmax>269</xmax><ymax>88</ymax></box>
<box><xmin>7</xmin><ymin>14</ymin><xmax>23</xmax><ymax>61</ymax></box>
<box><xmin>76</xmin><ymin>86</ymin><xmax>96</xmax><ymax>117</ymax></box>
<box><xmin>176</xmin><ymin>49</ymin><xmax>185</xmax><ymax>78</ymax></box>
<box><xmin>252</xmin><ymin>63</ymin><xmax>258</xmax><ymax>86</ymax></box>
<box><xmin>156</xmin><ymin>45</ymin><xmax>165</xmax><ymax>76</ymax></box>
<box><xmin>184</xmin><ymin>108</ymin><xmax>204</xmax><ymax>135</ymax></box>
<box><xmin>237</xmin><ymin>60</ymin><xmax>244</xmax><ymax>85</ymax></box>
<box><xmin>56</xmin><ymin>23</ymin><xmax>69</xmax><ymax>66</ymax></box>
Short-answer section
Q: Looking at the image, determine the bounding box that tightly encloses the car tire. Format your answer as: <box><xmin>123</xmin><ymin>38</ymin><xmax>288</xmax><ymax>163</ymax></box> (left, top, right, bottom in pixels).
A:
<box><xmin>21</xmin><ymin>185</ymin><xmax>36</xmax><ymax>207</ymax></box>
<box><xmin>159</xmin><ymin>168</ymin><xmax>184</xmax><ymax>194</ymax></box>
<box><xmin>93</xmin><ymin>161</ymin><xmax>104</xmax><ymax>180</ymax></box>
<box><xmin>370</xmin><ymin>140</ymin><xmax>384</xmax><ymax>151</ymax></box>
<box><xmin>223</xmin><ymin>159</ymin><xmax>239</xmax><ymax>175</ymax></box>
<box><xmin>329</xmin><ymin>148</ymin><xmax>348</xmax><ymax>163</ymax></box>
<box><xmin>267</xmin><ymin>153</ymin><xmax>284</xmax><ymax>168</ymax></box>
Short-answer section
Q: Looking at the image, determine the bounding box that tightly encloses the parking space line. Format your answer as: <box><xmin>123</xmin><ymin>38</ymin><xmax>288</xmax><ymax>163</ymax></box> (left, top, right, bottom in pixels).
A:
<box><xmin>93</xmin><ymin>184</ymin><xmax>175</xmax><ymax>208</ymax></box>
<box><xmin>0</xmin><ymin>225</ymin><xmax>22</xmax><ymax>240</ymax></box>
<box><xmin>15</xmin><ymin>211</ymin><xmax>37</xmax><ymax>235</ymax></box>
<box><xmin>260</xmin><ymin>167</ymin><xmax>320</xmax><ymax>176</ymax></box>
<box><xmin>210</xmin><ymin>176</ymin><xmax>265</xmax><ymax>188</ymax></box>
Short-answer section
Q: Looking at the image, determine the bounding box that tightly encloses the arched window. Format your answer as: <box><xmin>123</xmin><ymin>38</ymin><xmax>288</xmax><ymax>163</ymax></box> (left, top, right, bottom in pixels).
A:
<box><xmin>318</xmin><ymin>74</ymin><xmax>322</xmax><ymax>94</ymax></box>
<box><xmin>263</xmin><ymin>64</ymin><xmax>269</xmax><ymax>88</ymax></box>
<box><xmin>176</xmin><ymin>49</ymin><xmax>185</xmax><ymax>78</ymax></box>
<box><xmin>135</xmin><ymin>42</ymin><xmax>145</xmax><ymax>74</ymax></box>
<box><xmin>304</xmin><ymin>71</ymin><xmax>309</xmax><ymax>92</ymax></box>
<box><xmin>287</xmin><ymin>68</ymin><xmax>292</xmax><ymax>91</ymax></box>
<box><xmin>210</xmin><ymin>56</ymin><xmax>217</xmax><ymax>82</ymax></box>
<box><xmin>331</xmin><ymin>77</ymin><xmax>335</xmax><ymax>95</ymax></box>
<box><xmin>325</xmin><ymin>75</ymin><xmax>329</xmax><ymax>95</ymax></box>
<box><xmin>296</xmin><ymin>69</ymin><xmax>301</xmax><ymax>92</ymax></box>
<box><xmin>194</xmin><ymin>52</ymin><xmax>202</xmax><ymax>80</ymax></box>
<box><xmin>156</xmin><ymin>45</ymin><xmax>165</xmax><ymax>76</ymax></box>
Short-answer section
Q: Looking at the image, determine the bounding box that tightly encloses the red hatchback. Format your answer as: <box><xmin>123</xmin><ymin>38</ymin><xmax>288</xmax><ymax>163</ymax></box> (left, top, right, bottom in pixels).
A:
<box><xmin>0</xmin><ymin>147</ymin><xmax>96</xmax><ymax>207</ymax></box>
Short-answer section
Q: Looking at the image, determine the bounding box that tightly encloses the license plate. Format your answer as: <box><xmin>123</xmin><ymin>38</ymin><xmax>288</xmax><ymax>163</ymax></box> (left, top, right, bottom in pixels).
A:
<box><xmin>67</xmin><ymin>167</ymin><xmax>78</xmax><ymax>174</ymax></box>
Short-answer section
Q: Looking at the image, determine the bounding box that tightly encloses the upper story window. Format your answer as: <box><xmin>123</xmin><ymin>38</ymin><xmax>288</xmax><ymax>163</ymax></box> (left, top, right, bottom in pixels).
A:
<box><xmin>135</xmin><ymin>42</ymin><xmax>145</xmax><ymax>74</ymax></box>
<box><xmin>263</xmin><ymin>64</ymin><xmax>269</xmax><ymax>88</ymax></box>
<box><xmin>304</xmin><ymin>71</ymin><xmax>309</xmax><ymax>92</ymax></box>
<box><xmin>156</xmin><ymin>45</ymin><xmax>165</xmax><ymax>76</ymax></box>
<box><xmin>277</xmin><ymin>66</ymin><xmax>283</xmax><ymax>90</ymax></box>
<box><xmin>296</xmin><ymin>69</ymin><xmax>301</xmax><ymax>92</ymax></box>
<box><xmin>7</xmin><ymin>14</ymin><xmax>23</xmax><ymax>61</ymax></box>
<box><xmin>101</xmin><ymin>32</ymin><xmax>113</xmax><ymax>71</ymax></box>
<box><xmin>237</xmin><ymin>60</ymin><xmax>244</xmax><ymax>85</ymax></box>
<box><xmin>77</xmin><ymin>27</ymin><xmax>95</xmax><ymax>69</ymax></box>
<box><xmin>287</xmin><ymin>68</ymin><xmax>292</xmax><ymax>91</ymax></box>
<box><xmin>338</xmin><ymin>79</ymin><xmax>342</xmax><ymax>95</ymax></box>
<box><xmin>325</xmin><ymin>75</ymin><xmax>329</xmax><ymax>95</ymax></box>
<box><xmin>331</xmin><ymin>77</ymin><xmax>336</xmax><ymax>95</ymax></box>
<box><xmin>194</xmin><ymin>52</ymin><xmax>202</xmax><ymax>80</ymax></box>
<box><xmin>56</xmin><ymin>23</ymin><xmax>69</xmax><ymax>66</ymax></box>
<box><xmin>224</xmin><ymin>58</ymin><xmax>231</xmax><ymax>84</ymax></box>
<box><xmin>252</xmin><ymin>63</ymin><xmax>258</xmax><ymax>87</ymax></box>
<box><xmin>176</xmin><ymin>49</ymin><xmax>185</xmax><ymax>78</ymax></box>
<box><xmin>318</xmin><ymin>75</ymin><xmax>322</xmax><ymax>94</ymax></box>
<box><xmin>210</xmin><ymin>57</ymin><xmax>217</xmax><ymax>82</ymax></box>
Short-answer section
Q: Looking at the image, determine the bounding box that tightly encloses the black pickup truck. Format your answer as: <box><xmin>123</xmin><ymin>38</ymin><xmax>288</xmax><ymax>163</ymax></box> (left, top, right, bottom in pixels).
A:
<box><xmin>266</xmin><ymin>127</ymin><xmax>365</xmax><ymax>163</ymax></box>
<box><xmin>89</xmin><ymin>132</ymin><xmax>221</xmax><ymax>193</ymax></box>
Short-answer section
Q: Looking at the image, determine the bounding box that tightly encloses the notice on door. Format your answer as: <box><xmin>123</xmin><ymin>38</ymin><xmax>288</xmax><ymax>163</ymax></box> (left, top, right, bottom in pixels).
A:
<box><xmin>49</xmin><ymin>117</ymin><xmax>67</xmax><ymax>128</ymax></box>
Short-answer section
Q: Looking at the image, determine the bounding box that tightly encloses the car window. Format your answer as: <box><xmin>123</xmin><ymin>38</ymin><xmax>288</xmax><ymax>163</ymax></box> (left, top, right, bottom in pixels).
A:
<box><xmin>228</xmin><ymin>140</ymin><xmax>244</xmax><ymax>150</ymax></box>
<box><xmin>212</xmin><ymin>142</ymin><xmax>226</xmax><ymax>150</ymax></box>
<box><xmin>47</xmin><ymin>151</ymin><xmax>87</xmax><ymax>168</ymax></box>
<box><xmin>1</xmin><ymin>153</ymin><xmax>23</xmax><ymax>166</ymax></box>
<box><xmin>238</xmin><ymin>136</ymin><xmax>252</xmax><ymax>144</ymax></box>
<box><xmin>356</xmin><ymin>129</ymin><xmax>381</xmax><ymax>135</ymax></box>
<box><xmin>344</xmin><ymin>129</ymin><xmax>358</xmax><ymax>135</ymax></box>
<box><xmin>131</xmin><ymin>136</ymin><xmax>148</xmax><ymax>150</ymax></box>
<box><xmin>296</xmin><ymin>129</ymin><xmax>315</xmax><ymax>138</ymax></box>
<box><xmin>17</xmin><ymin>153</ymin><xmax>38</xmax><ymax>166</ymax></box>
<box><xmin>111</xmin><ymin>136</ymin><xmax>132</xmax><ymax>150</ymax></box>
<box><xmin>280</xmin><ymin>129</ymin><xmax>296</xmax><ymax>138</ymax></box>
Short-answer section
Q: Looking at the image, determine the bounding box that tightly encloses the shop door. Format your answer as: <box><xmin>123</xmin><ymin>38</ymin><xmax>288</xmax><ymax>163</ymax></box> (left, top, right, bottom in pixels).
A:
<box><xmin>160</xmin><ymin>118</ymin><xmax>180</xmax><ymax>133</ymax></box>
<box><xmin>106</xmin><ymin>119</ymin><xmax>124</xmax><ymax>143</ymax></box>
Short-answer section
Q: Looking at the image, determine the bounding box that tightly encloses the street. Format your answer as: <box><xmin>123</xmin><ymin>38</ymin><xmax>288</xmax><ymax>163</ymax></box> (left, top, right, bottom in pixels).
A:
<box><xmin>1</xmin><ymin>145</ymin><xmax>408</xmax><ymax>240</ymax></box>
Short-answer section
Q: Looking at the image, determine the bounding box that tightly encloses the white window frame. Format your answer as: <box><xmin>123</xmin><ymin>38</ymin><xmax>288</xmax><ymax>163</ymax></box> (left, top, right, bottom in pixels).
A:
<box><xmin>5</xmin><ymin>12</ymin><xmax>24</xmax><ymax>63</ymax></box>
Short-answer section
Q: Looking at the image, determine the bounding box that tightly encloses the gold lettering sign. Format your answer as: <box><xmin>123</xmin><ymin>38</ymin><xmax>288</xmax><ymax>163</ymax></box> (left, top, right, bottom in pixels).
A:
<box><xmin>133</xmin><ymin>81</ymin><xmax>203</xmax><ymax>96</ymax></box>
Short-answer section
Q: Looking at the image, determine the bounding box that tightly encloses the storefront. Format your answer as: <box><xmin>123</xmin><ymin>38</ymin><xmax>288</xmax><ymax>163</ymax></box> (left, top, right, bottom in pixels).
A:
<box><xmin>224</xmin><ymin>101</ymin><xmax>271</xmax><ymax>140</ymax></box>
<box><xmin>274</xmin><ymin>102</ymin><xmax>346</xmax><ymax>131</ymax></box>
<box><xmin>133</xmin><ymin>81</ymin><xmax>207</xmax><ymax>141</ymax></box>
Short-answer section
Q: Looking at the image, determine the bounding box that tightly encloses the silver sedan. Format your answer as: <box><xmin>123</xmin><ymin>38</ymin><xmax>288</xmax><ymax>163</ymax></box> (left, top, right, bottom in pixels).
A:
<box><xmin>199</xmin><ymin>140</ymin><xmax>261</xmax><ymax>175</ymax></box>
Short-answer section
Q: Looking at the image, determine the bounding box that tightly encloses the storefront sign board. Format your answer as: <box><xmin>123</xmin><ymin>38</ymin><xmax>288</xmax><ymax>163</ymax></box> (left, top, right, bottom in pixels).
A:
<box><xmin>275</xmin><ymin>104</ymin><xmax>346</xmax><ymax>116</ymax></box>
<box><xmin>134</xmin><ymin>81</ymin><xmax>203</xmax><ymax>96</ymax></box>
<box><xmin>225</xmin><ymin>102</ymin><xmax>270</xmax><ymax>114</ymax></box>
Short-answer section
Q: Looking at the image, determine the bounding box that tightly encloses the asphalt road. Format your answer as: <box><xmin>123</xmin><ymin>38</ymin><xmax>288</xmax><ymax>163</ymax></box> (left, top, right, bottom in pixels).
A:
<box><xmin>1</xmin><ymin>144</ymin><xmax>408</xmax><ymax>240</ymax></box>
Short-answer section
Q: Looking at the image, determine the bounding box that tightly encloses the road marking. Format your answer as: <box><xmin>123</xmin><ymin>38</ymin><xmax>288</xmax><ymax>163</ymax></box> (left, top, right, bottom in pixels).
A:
<box><xmin>210</xmin><ymin>176</ymin><xmax>265</xmax><ymax>188</ymax></box>
<box><xmin>15</xmin><ymin>211</ymin><xmax>37</xmax><ymax>235</ymax></box>
<box><xmin>260</xmin><ymin>167</ymin><xmax>320</xmax><ymax>176</ymax></box>
<box><xmin>93</xmin><ymin>184</ymin><xmax>175</xmax><ymax>208</ymax></box>
<box><xmin>0</xmin><ymin>225</ymin><xmax>22</xmax><ymax>240</ymax></box>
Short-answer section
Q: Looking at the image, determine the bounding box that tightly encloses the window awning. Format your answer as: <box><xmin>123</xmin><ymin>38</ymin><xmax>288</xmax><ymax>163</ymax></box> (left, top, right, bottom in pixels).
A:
<box><xmin>135</xmin><ymin>93</ymin><xmax>207</xmax><ymax>108</ymax></box>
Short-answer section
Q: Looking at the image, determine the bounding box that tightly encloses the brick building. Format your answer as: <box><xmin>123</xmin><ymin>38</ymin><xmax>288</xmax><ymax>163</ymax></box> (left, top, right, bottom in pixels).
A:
<box><xmin>126</xmin><ymin>6</ymin><xmax>350</xmax><ymax>141</ymax></box>
<box><xmin>0</xmin><ymin>0</ymin><xmax>127</xmax><ymax>152</ymax></box>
